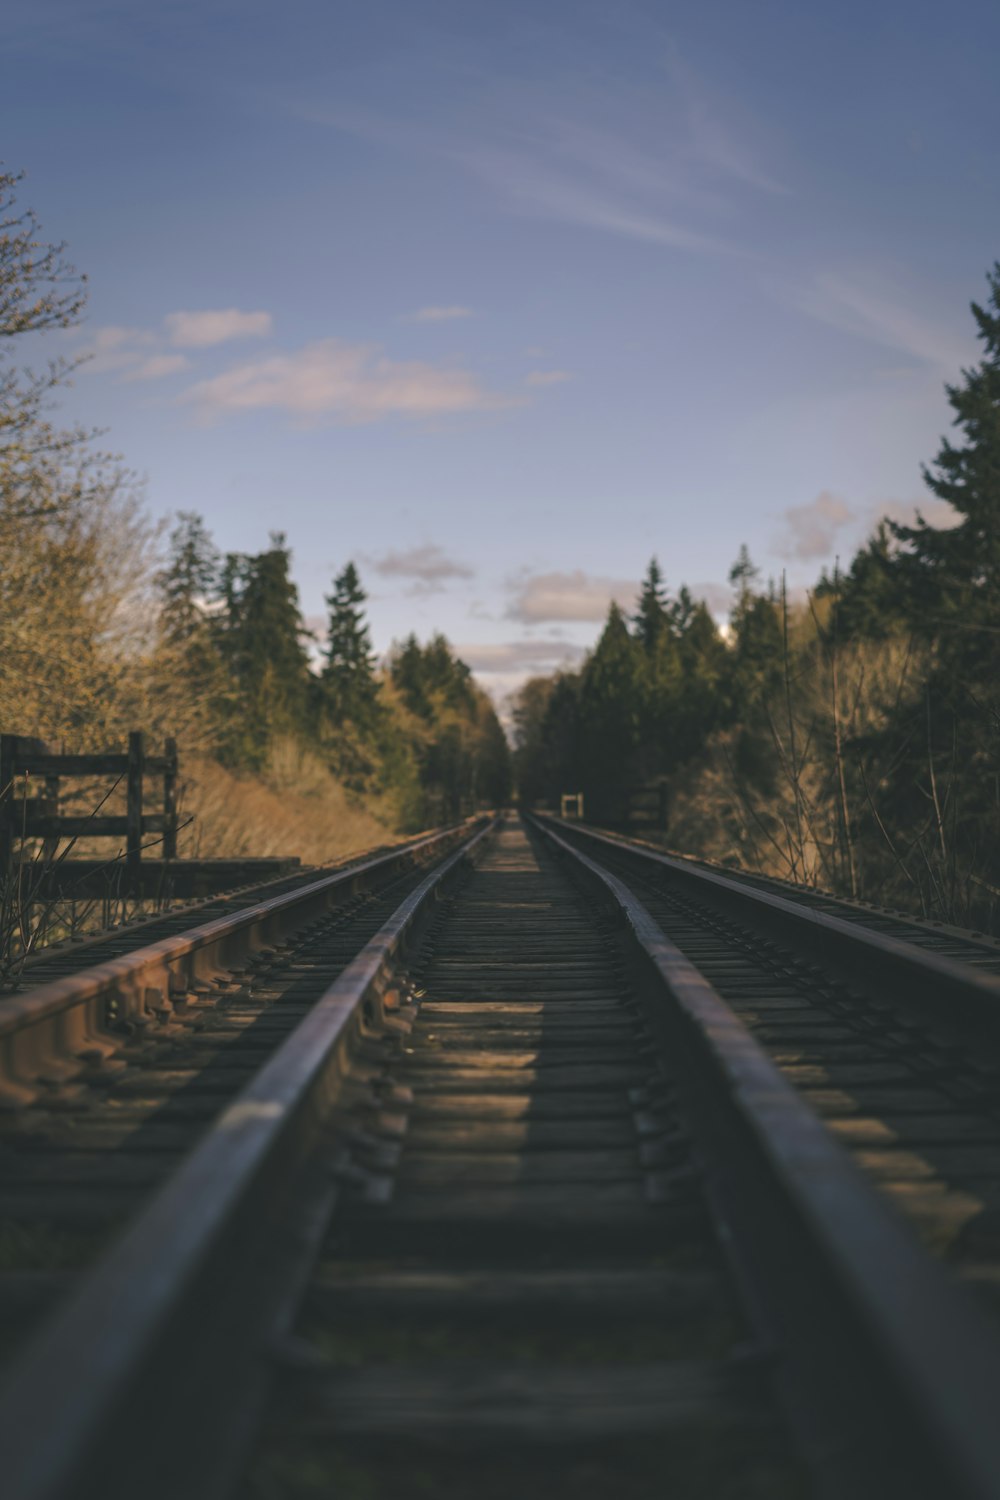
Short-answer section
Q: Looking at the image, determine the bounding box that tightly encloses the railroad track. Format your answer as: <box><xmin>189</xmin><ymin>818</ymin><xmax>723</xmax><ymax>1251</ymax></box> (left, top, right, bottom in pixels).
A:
<box><xmin>2</xmin><ymin>813</ymin><xmax>1000</xmax><ymax>1498</ymax></box>
<box><xmin>538</xmin><ymin>818</ymin><xmax>1000</xmax><ymax>1282</ymax></box>
<box><xmin>0</xmin><ymin>822</ymin><xmax>479</xmax><ymax>1348</ymax></box>
<box><xmin>7</xmin><ymin>829</ymin><xmax>447</xmax><ymax>993</ymax></box>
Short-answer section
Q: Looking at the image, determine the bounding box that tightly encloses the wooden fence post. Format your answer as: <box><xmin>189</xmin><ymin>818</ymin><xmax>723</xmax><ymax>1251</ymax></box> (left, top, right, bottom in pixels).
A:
<box><xmin>163</xmin><ymin>737</ymin><xmax>178</xmax><ymax>861</ymax></box>
<box><xmin>42</xmin><ymin>774</ymin><xmax>60</xmax><ymax>865</ymax></box>
<box><xmin>126</xmin><ymin>731</ymin><xmax>144</xmax><ymax>893</ymax></box>
<box><xmin>0</xmin><ymin>735</ymin><xmax>13</xmax><ymax>890</ymax></box>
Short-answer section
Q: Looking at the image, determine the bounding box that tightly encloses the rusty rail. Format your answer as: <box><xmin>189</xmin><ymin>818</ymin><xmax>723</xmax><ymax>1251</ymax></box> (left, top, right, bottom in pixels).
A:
<box><xmin>0</xmin><ymin>817</ymin><xmax>493</xmax><ymax>1500</ymax></box>
<box><xmin>536</xmin><ymin>815</ymin><xmax>1000</xmax><ymax>1500</ymax></box>
<box><xmin>0</xmin><ymin>818</ymin><xmax>484</xmax><ymax>1109</ymax></box>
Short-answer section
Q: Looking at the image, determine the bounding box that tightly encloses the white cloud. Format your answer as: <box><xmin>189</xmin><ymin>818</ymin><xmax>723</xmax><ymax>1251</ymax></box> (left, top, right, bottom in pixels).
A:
<box><xmin>796</xmin><ymin>274</ymin><xmax>975</xmax><ymax>372</ymax></box>
<box><xmin>409</xmin><ymin>305</ymin><xmax>473</xmax><ymax>322</ymax></box>
<box><xmin>690</xmin><ymin>582</ymin><xmax>734</xmax><ymax>616</ymax></box>
<box><xmin>664</xmin><ymin>48</ymin><xmax>787</xmax><ymax>196</ymax></box>
<box><xmin>506</xmin><ymin>570</ymin><xmax>638</xmax><ymax>624</ymax></box>
<box><xmin>873</xmin><ymin>497</ymin><xmax>962</xmax><ymax>532</ymax></box>
<box><xmin>84</xmin><ymin>325</ymin><xmax>155</xmax><ymax>373</ymax></box>
<box><xmin>524</xmin><ymin>370</ymin><xmax>572</xmax><ymax>387</ymax></box>
<box><xmin>314</xmin><ymin>44</ymin><xmax>783</xmax><ymax>262</ymax></box>
<box><xmin>82</xmin><ymin>310</ymin><xmax>267</xmax><ymax>380</ymax></box>
<box><xmin>367</xmin><ymin>544</ymin><xmax>475</xmax><ymax>595</ymax></box>
<box><xmin>182</xmin><ymin>339</ymin><xmax>507</xmax><ymax>424</ymax></box>
<box><xmin>774</xmin><ymin>491</ymin><xmax>854</xmax><ymax>561</ymax></box>
<box><xmin>164</xmin><ymin>308</ymin><xmax>272</xmax><ymax>347</ymax></box>
<box><xmin>456</xmin><ymin>639</ymin><xmax>587</xmax><ymax>674</ymax></box>
<box><xmin>123</xmin><ymin>353</ymin><xmax>191</xmax><ymax>382</ymax></box>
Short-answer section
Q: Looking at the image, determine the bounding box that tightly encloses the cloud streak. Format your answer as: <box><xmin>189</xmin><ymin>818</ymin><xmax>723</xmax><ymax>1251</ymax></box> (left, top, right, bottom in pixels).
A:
<box><xmin>367</xmin><ymin>543</ymin><xmax>475</xmax><ymax>594</ymax></box>
<box><xmin>506</xmin><ymin>570</ymin><xmax>638</xmax><ymax>624</ymax></box>
<box><xmin>165</xmin><ymin>308</ymin><xmax>272</xmax><ymax>347</ymax></box>
<box><xmin>182</xmin><ymin>339</ymin><xmax>507</xmax><ymax>424</ymax></box>
<box><xmin>83</xmin><ymin>308</ymin><xmax>272</xmax><ymax>380</ymax></box>
<box><xmin>409</xmin><ymin>305</ymin><xmax>473</xmax><ymax>322</ymax></box>
<box><xmin>796</xmin><ymin>273</ymin><xmax>975</xmax><ymax>371</ymax></box>
<box><xmin>311</xmin><ymin>46</ymin><xmax>785</xmax><ymax>262</ymax></box>
<box><xmin>774</xmin><ymin>490</ymin><xmax>854</xmax><ymax>561</ymax></box>
<box><xmin>524</xmin><ymin>369</ymin><xmax>571</xmax><ymax>387</ymax></box>
<box><xmin>457</xmin><ymin>639</ymin><xmax>587</xmax><ymax>674</ymax></box>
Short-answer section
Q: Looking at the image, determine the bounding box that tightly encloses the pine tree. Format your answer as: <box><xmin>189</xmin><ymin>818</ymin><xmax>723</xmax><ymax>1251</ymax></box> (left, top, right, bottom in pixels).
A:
<box><xmin>579</xmin><ymin>603</ymin><xmax>643</xmax><ymax>821</ymax></box>
<box><xmin>390</xmin><ymin>635</ymin><xmax>430</xmax><ymax>716</ymax></box>
<box><xmin>215</xmin><ymin>533</ymin><xmax>311</xmax><ymax>765</ymax></box>
<box><xmin>633</xmin><ymin>558</ymin><xmax>670</xmax><ymax>653</ymax></box>
<box><xmin>322</xmin><ymin>562</ymin><xmax>378</xmax><ymax>725</ymax></box>
<box><xmin>157</xmin><ymin>512</ymin><xmax>219</xmax><ymax>645</ymax></box>
<box><xmin>891</xmin><ymin>263</ymin><xmax>1000</xmax><ymax>654</ymax></box>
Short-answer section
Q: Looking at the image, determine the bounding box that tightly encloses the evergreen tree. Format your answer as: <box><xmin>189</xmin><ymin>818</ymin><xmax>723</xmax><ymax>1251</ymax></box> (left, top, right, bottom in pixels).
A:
<box><xmin>321</xmin><ymin>562</ymin><xmax>378</xmax><ymax>725</ymax></box>
<box><xmin>157</xmin><ymin>512</ymin><xmax>219</xmax><ymax>645</ymax></box>
<box><xmin>891</xmin><ymin>262</ymin><xmax>1000</xmax><ymax>635</ymax></box>
<box><xmin>579</xmin><ymin>603</ymin><xmax>643</xmax><ymax>821</ymax></box>
<box><xmin>215</xmin><ymin>533</ymin><xmax>311</xmax><ymax>765</ymax></box>
<box><xmin>633</xmin><ymin>558</ymin><xmax>670</xmax><ymax>653</ymax></box>
<box><xmin>390</xmin><ymin>634</ymin><xmax>431</xmax><ymax>716</ymax></box>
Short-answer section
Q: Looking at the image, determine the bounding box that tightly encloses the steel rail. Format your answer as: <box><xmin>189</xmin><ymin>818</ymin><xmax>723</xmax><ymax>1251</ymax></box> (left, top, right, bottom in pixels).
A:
<box><xmin>535</xmin><ymin>816</ymin><xmax>1000</xmax><ymax>1029</ymax></box>
<box><xmin>536</xmin><ymin>815</ymin><xmax>1000</xmax><ymax>1500</ymax></box>
<box><xmin>0</xmin><ymin>818</ymin><xmax>483</xmax><ymax>1109</ymax></box>
<box><xmin>13</xmin><ymin>833</ymin><xmax>424</xmax><ymax>981</ymax></box>
<box><xmin>0</xmin><ymin>817</ymin><xmax>494</xmax><ymax>1500</ymax></box>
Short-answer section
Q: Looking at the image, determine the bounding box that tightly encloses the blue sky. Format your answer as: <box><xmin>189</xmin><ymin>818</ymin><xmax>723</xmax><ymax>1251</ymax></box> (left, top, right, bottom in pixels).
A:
<box><xmin>5</xmin><ymin>0</ymin><xmax>999</xmax><ymax>699</ymax></box>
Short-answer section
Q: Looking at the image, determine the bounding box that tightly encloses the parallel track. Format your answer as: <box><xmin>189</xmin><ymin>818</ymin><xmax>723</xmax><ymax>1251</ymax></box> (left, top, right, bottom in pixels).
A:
<box><xmin>0</xmin><ymin>822</ymin><xmax>480</xmax><ymax>1361</ymax></box>
<box><xmin>3</xmin><ymin>814</ymin><xmax>1000</xmax><ymax>1498</ymax></box>
<box><xmin>9</xmin><ymin>831</ymin><xmax>445</xmax><ymax>993</ymax></box>
<box><xmin>541</xmin><ymin>818</ymin><xmax>1000</xmax><ymax>1295</ymax></box>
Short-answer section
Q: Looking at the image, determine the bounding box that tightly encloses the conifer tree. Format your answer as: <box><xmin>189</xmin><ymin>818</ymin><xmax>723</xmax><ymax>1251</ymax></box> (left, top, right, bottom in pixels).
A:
<box><xmin>580</xmin><ymin>603</ymin><xmax>643</xmax><ymax>821</ymax></box>
<box><xmin>216</xmin><ymin>533</ymin><xmax>311</xmax><ymax>765</ymax></box>
<box><xmin>157</xmin><ymin>512</ymin><xmax>219</xmax><ymax>645</ymax></box>
<box><xmin>891</xmin><ymin>264</ymin><xmax>1000</xmax><ymax>661</ymax></box>
<box><xmin>633</xmin><ymin>558</ymin><xmax>670</xmax><ymax>653</ymax></box>
<box><xmin>322</xmin><ymin>562</ymin><xmax>378</xmax><ymax>725</ymax></box>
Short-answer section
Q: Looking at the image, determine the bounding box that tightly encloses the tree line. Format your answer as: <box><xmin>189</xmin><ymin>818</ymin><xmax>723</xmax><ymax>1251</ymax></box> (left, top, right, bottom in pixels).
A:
<box><xmin>515</xmin><ymin>263</ymin><xmax>1000</xmax><ymax>930</ymax></box>
<box><xmin>0</xmin><ymin>166</ymin><xmax>509</xmax><ymax>833</ymax></box>
<box><xmin>158</xmin><ymin>518</ymin><xmax>510</xmax><ymax>826</ymax></box>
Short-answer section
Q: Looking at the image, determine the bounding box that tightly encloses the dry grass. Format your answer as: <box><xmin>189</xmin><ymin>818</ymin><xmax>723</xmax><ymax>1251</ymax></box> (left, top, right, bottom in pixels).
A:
<box><xmin>175</xmin><ymin>739</ymin><xmax>395</xmax><ymax>865</ymax></box>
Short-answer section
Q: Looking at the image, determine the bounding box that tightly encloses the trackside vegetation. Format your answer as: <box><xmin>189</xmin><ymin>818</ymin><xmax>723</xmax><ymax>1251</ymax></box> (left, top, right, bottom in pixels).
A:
<box><xmin>0</xmin><ymin>167</ymin><xmax>510</xmax><ymax>848</ymax></box>
<box><xmin>514</xmin><ymin>264</ymin><xmax>1000</xmax><ymax>932</ymax></box>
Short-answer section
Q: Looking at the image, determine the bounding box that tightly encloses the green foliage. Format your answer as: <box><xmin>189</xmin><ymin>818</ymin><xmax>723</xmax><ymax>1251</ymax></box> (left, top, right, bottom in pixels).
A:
<box><xmin>386</xmin><ymin>633</ymin><xmax>510</xmax><ymax>826</ymax></box>
<box><xmin>321</xmin><ymin>563</ymin><xmax>379</xmax><ymax>727</ymax></box>
<box><xmin>153</xmin><ymin>525</ymin><xmax>510</xmax><ymax>830</ymax></box>
<box><xmin>513</xmin><ymin>262</ymin><xmax>1000</xmax><ymax>936</ymax></box>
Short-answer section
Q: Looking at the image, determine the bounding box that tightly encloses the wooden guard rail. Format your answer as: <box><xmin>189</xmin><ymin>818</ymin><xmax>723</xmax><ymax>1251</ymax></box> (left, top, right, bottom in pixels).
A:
<box><xmin>0</xmin><ymin>731</ymin><xmax>178</xmax><ymax>894</ymax></box>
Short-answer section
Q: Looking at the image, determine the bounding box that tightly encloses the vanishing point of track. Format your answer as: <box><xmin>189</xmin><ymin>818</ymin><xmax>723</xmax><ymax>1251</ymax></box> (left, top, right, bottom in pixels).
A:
<box><xmin>3</xmin><ymin>813</ymin><xmax>1000</xmax><ymax>1499</ymax></box>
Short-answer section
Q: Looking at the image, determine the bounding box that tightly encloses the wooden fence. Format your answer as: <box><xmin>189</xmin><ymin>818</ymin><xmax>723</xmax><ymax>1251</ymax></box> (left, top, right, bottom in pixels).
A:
<box><xmin>0</xmin><ymin>732</ymin><xmax>298</xmax><ymax>899</ymax></box>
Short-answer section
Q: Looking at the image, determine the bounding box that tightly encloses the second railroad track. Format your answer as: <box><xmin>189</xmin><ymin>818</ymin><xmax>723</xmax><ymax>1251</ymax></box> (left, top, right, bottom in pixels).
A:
<box><xmin>2</xmin><ymin>813</ymin><xmax>1000</xmax><ymax>1499</ymax></box>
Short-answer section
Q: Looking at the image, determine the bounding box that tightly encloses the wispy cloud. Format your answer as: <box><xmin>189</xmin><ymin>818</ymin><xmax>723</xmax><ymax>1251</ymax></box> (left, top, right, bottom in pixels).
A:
<box><xmin>165</xmin><ymin>308</ymin><xmax>272</xmax><ymax>347</ymax></box>
<box><xmin>409</xmin><ymin>305</ymin><xmax>473</xmax><ymax>322</ymax></box>
<box><xmin>774</xmin><ymin>490</ymin><xmax>853</xmax><ymax>561</ymax></box>
<box><xmin>82</xmin><ymin>308</ymin><xmax>270</xmax><ymax>380</ymax></box>
<box><xmin>664</xmin><ymin>47</ymin><xmax>787</xmax><ymax>196</ymax></box>
<box><xmin>456</xmin><ymin>638</ymin><xmax>587</xmax><ymax>674</ymax></box>
<box><xmin>367</xmin><ymin>543</ymin><xmax>475</xmax><ymax>595</ymax></box>
<box><xmin>796</xmin><ymin>273</ymin><xmax>974</xmax><ymax>371</ymax></box>
<box><xmin>873</xmin><ymin>496</ymin><xmax>961</xmax><ymax>532</ymax></box>
<box><xmin>182</xmin><ymin>339</ymin><xmax>507</xmax><ymax>424</ymax></box>
<box><xmin>524</xmin><ymin>369</ymin><xmax>571</xmax><ymax>387</ymax></box>
<box><xmin>122</xmin><ymin>352</ymin><xmax>191</xmax><ymax>382</ymax></box>
<box><xmin>690</xmin><ymin>582</ymin><xmax>734</xmax><ymax>616</ymax></box>
<box><xmin>309</xmin><ymin>47</ymin><xmax>785</xmax><ymax>261</ymax></box>
<box><xmin>506</xmin><ymin>569</ymin><xmax>638</xmax><ymax>624</ymax></box>
<box><xmin>81</xmin><ymin>325</ymin><xmax>152</xmax><ymax>373</ymax></box>
<box><xmin>774</xmin><ymin>489</ymin><xmax>963</xmax><ymax>564</ymax></box>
